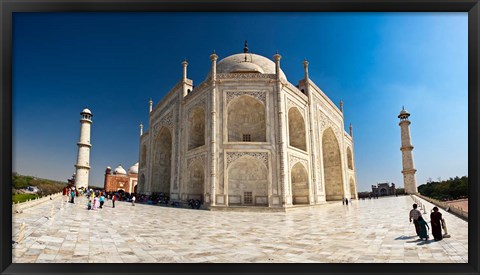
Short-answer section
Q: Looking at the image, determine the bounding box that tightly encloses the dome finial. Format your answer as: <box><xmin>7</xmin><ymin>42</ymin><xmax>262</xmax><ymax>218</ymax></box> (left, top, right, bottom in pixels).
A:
<box><xmin>244</xmin><ymin>40</ymin><xmax>249</xmax><ymax>53</ymax></box>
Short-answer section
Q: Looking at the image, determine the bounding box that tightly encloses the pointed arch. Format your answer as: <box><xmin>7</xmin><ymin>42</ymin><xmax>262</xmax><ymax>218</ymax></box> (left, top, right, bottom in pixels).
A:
<box><xmin>227</xmin><ymin>95</ymin><xmax>266</xmax><ymax>142</ymax></box>
<box><xmin>187</xmin><ymin>160</ymin><xmax>205</xmax><ymax>200</ymax></box>
<box><xmin>141</xmin><ymin>145</ymin><xmax>147</xmax><ymax>166</ymax></box>
<box><xmin>152</xmin><ymin>126</ymin><xmax>172</xmax><ymax>194</ymax></box>
<box><xmin>188</xmin><ymin>107</ymin><xmax>205</xmax><ymax>150</ymax></box>
<box><xmin>347</xmin><ymin>147</ymin><xmax>353</xmax><ymax>170</ymax></box>
<box><xmin>288</xmin><ymin>107</ymin><xmax>307</xmax><ymax>151</ymax></box>
<box><xmin>322</xmin><ymin>127</ymin><xmax>344</xmax><ymax>200</ymax></box>
<box><xmin>349</xmin><ymin>177</ymin><xmax>356</xmax><ymax>199</ymax></box>
<box><xmin>228</xmin><ymin>156</ymin><xmax>268</xmax><ymax>205</ymax></box>
<box><xmin>291</xmin><ymin>162</ymin><xmax>309</xmax><ymax>204</ymax></box>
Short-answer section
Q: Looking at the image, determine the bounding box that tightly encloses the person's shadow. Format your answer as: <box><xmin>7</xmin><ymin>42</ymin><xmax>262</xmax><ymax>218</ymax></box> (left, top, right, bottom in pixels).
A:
<box><xmin>416</xmin><ymin>239</ymin><xmax>435</xmax><ymax>245</ymax></box>
<box><xmin>395</xmin><ymin>235</ymin><xmax>417</xmax><ymax>240</ymax></box>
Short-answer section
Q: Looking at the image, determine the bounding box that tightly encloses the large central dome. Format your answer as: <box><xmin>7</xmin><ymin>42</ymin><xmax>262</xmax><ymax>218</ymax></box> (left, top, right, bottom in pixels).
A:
<box><xmin>215</xmin><ymin>53</ymin><xmax>287</xmax><ymax>80</ymax></box>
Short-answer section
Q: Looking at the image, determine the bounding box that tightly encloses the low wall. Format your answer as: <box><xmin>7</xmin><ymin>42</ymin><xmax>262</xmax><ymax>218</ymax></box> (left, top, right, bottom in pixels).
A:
<box><xmin>413</xmin><ymin>193</ymin><xmax>468</xmax><ymax>221</ymax></box>
<box><xmin>12</xmin><ymin>192</ymin><xmax>63</xmax><ymax>213</ymax></box>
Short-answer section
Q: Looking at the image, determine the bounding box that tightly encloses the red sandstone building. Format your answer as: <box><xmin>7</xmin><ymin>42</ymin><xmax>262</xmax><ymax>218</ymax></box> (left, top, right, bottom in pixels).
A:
<box><xmin>104</xmin><ymin>163</ymin><xmax>139</xmax><ymax>193</ymax></box>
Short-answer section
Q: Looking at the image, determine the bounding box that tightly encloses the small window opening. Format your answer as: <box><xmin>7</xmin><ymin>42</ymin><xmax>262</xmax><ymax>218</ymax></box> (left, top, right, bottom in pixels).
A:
<box><xmin>244</xmin><ymin>192</ymin><xmax>253</xmax><ymax>204</ymax></box>
<box><xmin>242</xmin><ymin>134</ymin><xmax>251</xmax><ymax>142</ymax></box>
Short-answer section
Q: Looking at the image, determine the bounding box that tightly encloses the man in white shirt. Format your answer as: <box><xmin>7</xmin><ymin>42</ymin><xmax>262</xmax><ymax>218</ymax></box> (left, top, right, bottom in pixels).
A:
<box><xmin>409</xmin><ymin>204</ymin><xmax>423</xmax><ymax>236</ymax></box>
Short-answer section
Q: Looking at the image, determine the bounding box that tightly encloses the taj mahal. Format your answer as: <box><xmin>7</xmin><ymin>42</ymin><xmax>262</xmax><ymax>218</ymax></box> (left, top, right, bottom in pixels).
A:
<box><xmin>136</xmin><ymin>43</ymin><xmax>358</xmax><ymax>210</ymax></box>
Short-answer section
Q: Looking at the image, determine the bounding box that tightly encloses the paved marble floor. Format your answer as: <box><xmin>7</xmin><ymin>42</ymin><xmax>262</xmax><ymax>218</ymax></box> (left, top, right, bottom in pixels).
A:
<box><xmin>12</xmin><ymin>195</ymin><xmax>468</xmax><ymax>263</ymax></box>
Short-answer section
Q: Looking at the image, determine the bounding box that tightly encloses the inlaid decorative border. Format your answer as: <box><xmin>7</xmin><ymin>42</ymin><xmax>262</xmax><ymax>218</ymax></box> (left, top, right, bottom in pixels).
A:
<box><xmin>225</xmin><ymin>90</ymin><xmax>266</xmax><ymax>105</ymax></box>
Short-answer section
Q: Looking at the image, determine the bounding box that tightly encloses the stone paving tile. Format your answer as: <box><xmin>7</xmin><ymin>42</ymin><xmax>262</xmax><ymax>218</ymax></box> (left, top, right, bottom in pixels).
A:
<box><xmin>12</xmin><ymin>194</ymin><xmax>468</xmax><ymax>263</ymax></box>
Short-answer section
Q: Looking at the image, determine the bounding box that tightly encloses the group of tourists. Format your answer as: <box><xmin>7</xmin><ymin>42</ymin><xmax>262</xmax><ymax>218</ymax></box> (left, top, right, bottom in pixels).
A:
<box><xmin>409</xmin><ymin>203</ymin><xmax>445</xmax><ymax>241</ymax></box>
<box><xmin>342</xmin><ymin>197</ymin><xmax>351</xmax><ymax>205</ymax></box>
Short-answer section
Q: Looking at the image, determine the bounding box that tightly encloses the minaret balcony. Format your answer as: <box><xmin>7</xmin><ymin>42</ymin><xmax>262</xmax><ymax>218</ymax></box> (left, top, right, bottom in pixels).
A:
<box><xmin>77</xmin><ymin>141</ymin><xmax>92</xmax><ymax>147</ymax></box>
<box><xmin>75</xmin><ymin>164</ymin><xmax>91</xmax><ymax>169</ymax></box>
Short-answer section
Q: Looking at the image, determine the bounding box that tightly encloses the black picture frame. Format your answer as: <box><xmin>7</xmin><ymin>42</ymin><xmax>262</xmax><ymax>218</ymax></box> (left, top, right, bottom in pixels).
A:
<box><xmin>1</xmin><ymin>1</ymin><xmax>478</xmax><ymax>274</ymax></box>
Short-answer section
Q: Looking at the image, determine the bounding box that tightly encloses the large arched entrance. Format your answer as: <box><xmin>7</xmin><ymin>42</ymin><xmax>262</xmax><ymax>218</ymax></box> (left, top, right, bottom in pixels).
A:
<box><xmin>227</xmin><ymin>95</ymin><xmax>266</xmax><ymax>142</ymax></box>
<box><xmin>187</xmin><ymin>160</ymin><xmax>205</xmax><ymax>200</ymax></box>
<box><xmin>322</xmin><ymin>128</ymin><xmax>344</xmax><ymax>201</ymax></box>
<box><xmin>228</xmin><ymin>156</ymin><xmax>268</xmax><ymax>206</ymax></box>
<box><xmin>152</xmin><ymin>126</ymin><xmax>172</xmax><ymax>194</ymax></box>
<box><xmin>291</xmin><ymin>162</ymin><xmax>309</xmax><ymax>204</ymax></box>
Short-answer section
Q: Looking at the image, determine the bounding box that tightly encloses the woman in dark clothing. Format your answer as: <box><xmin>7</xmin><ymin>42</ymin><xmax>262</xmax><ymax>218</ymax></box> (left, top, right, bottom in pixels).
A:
<box><xmin>430</xmin><ymin>207</ymin><xmax>444</xmax><ymax>241</ymax></box>
<box><xmin>417</xmin><ymin>216</ymin><xmax>430</xmax><ymax>240</ymax></box>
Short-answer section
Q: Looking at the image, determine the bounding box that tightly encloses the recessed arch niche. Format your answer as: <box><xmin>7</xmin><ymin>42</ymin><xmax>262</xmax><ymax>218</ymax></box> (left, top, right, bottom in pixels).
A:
<box><xmin>152</xmin><ymin>126</ymin><xmax>172</xmax><ymax>194</ymax></box>
<box><xmin>288</xmin><ymin>107</ymin><xmax>307</xmax><ymax>151</ymax></box>
<box><xmin>228</xmin><ymin>156</ymin><xmax>268</xmax><ymax>205</ymax></box>
<box><xmin>188</xmin><ymin>107</ymin><xmax>205</xmax><ymax>150</ymax></box>
<box><xmin>349</xmin><ymin>177</ymin><xmax>356</xmax><ymax>199</ymax></box>
<box><xmin>291</xmin><ymin>162</ymin><xmax>309</xmax><ymax>204</ymax></box>
<box><xmin>227</xmin><ymin>95</ymin><xmax>266</xmax><ymax>142</ymax></box>
<box><xmin>322</xmin><ymin>127</ymin><xmax>344</xmax><ymax>201</ymax></box>
<box><xmin>347</xmin><ymin>147</ymin><xmax>353</xmax><ymax>170</ymax></box>
<box><xmin>187</xmin><ymin>160</ymin><xmax>205</xmax><ymax>200</ymax></box>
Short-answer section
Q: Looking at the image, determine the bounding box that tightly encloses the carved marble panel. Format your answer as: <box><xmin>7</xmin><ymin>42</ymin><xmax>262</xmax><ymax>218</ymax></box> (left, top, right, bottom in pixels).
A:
<box><xmin>226</xmin><ymin>152</ymin><xmax>268</xmax><ymax>169</ymax></box>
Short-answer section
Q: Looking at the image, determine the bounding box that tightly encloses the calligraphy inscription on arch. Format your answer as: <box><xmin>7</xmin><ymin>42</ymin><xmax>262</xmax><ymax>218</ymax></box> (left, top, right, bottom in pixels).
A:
<box><xmin>318</xmin><ymin>111</ymin><xmax>341</xmax><ymax>139</ymax></box>
<box><xmin>225</xmin><ymin>90</ymin><xmax>266</xmax><ymax>105</ymax></box>
<box><xmin>187</xmin><ymin>154</ymin><xmax>207</xmax><ymax>168</ymax></box>
<box><xmin>187</xmin><ymin>97</ymin><xmax>207</xmax><ymax>115</ymax></box>
<box><xmin>289</xmin><ymin>154</ymin><xmax>308</xmax><ymax>170</ymax></box>
<box><xmin>153</xmin><ymin>111</ymin><xmax>174</xmax><ymax>133</ymax></box>
<box><xmin>226</xmin><ymin>152</ymin><xmax>269</xmax><ymax>169</ymax></box>
<box><xmin>286</xmin><ymin>99</ymin><xmax>306</xmax><ymax>119</ymax></box>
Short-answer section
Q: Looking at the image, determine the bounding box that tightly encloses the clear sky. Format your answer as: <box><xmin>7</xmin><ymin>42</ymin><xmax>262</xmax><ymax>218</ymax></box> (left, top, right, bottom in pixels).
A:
<box><xmin>12</xmin><ymin>12</ymin><xmax>468</xmax><ymax>192</ymax></box>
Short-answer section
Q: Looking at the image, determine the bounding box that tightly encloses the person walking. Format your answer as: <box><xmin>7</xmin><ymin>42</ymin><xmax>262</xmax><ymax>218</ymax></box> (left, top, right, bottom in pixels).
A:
<box><xmin>99</xmin><ymin>194</ymin><xmax>105</xmax><ymax>208</ymax></box>
<box><xmin>430</xmin><ymin>207</ymin><xmax>444</xmax><ymax>241</ymax></box>
<box><xmin>409</xmin><ymin>203</ymin><xmax>423</xmax><ymax>236</ymax></box>
<box><xmin>92</xmin><ymin>196</ymin><xmax>98</xmax><ymax>210</ymax></box>
<box><xmin>342</xmin><ymin>198</ymin><xmax>345</xmax><ymax>205</ymax></box>
<box><xmin>417</xmin><ymin>216</ymin><xmax>430</xmax><ymax>240</ymax></box>
<box><xmin>87</xmin><ymin>200</ymin><xmax>92</xmax><ymax>210</ymax></box>
<box><xmin>131</xmin><ymin>195</ymin><xmax>136</xmax><ymax>206</ymax></box>
<box><xmin>112</xmin><ymin>194</ymin><xmax>116</xmax><ymax>208</ymax></box>
<box><xmin>345</xmin><ymin>198</ymin><xmax>349</xmax><ymax>205</ymax></box>
<box><xmin>70</xmin><ymin>189</ymin><xmax>76</xmax><ymax>204</ymax></box>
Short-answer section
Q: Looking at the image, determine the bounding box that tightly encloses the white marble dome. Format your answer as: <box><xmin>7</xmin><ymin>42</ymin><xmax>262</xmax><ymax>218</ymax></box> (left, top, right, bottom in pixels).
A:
<box><xmin>128</xmin><ymin>162</ymin><xmax>139</xmax><ymax>174</ymax></box>
<box><xmin>214</xmin><ymin>53</ymin><xmax>287</xmax><ymax>80</ymax></box>
<box><xmin>114</xmin><ymin>165</ymin><xmax>127</xmax><ymax>175</ymax></box>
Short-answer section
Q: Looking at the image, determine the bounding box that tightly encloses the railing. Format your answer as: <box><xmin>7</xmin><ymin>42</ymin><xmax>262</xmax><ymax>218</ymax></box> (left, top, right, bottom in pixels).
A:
<box><xmin>12</xmin><ymin>192</ymin><xmax>63</xmax><ymax>213</ymax></box>
<box><xmin>412</xmin><ymin>193</ymin><xmax>468</xmax><ymax>221</ymax></box>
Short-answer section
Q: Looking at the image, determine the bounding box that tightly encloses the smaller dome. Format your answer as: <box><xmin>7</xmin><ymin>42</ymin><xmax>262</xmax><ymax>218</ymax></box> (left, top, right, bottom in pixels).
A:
<box><xmin>398</xmin><ymin>107</ymin><xmax>410</xmax><ymax>118</ymax></box>
<box><xmin>81</xmin><ymin>108</ymin><xmax>92</xmax><ymax>115</ymax></box>
<box><xmin>106</xmin><ymin>166</ymin><xmax>111</xmax><ymax>169</ymax></box>
<box><xmin>128</xmin><ymin>162</ymin><xmax>139</xmax><ymax>174</ymax></box>
<box><xmin>114</xmin><ymin>165</ymin><xmax>127</xmax><ymax>175</ymax></box>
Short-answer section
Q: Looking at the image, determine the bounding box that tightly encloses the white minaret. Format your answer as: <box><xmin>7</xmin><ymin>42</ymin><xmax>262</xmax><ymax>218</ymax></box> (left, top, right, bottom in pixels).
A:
<box><xmin>398</xmin><ymin>107</ymin><xmax>418</xmax><ymax>194</ymax></box>
<box><xmin>74</xmin><ymin>108</ymin><xmax>93</xmax><ymax>190</ymax></box>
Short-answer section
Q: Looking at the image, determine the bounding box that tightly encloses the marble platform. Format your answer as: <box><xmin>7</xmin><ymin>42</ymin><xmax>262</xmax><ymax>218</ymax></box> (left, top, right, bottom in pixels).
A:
<box><xmin>11</xmin><ymin>194</ymin><xmax>468</xmax><ymax>263</ymax></box>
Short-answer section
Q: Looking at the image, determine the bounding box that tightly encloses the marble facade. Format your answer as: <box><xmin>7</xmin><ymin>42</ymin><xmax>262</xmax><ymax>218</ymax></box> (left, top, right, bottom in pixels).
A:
<box><xmin>137</xmin><ymin>45</ymin><xmax>358</xmax><ymax>210</ymax></box>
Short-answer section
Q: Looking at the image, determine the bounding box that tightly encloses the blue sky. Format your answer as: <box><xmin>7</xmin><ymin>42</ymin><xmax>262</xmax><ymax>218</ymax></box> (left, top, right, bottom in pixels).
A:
<box><xmin>12</xmin><ymin>12</ymin><xmax>468</xmax><ymax>192</ymax></box>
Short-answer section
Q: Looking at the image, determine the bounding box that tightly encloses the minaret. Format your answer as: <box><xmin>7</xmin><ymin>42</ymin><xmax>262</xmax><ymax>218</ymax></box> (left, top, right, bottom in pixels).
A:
<box><xmin>398</xmin><ymin>107</ymin><xmax>418</xmax><ymax>194</ymax></box>
<box><xmin>139</xmin><ymin>122</ymin><xmax>143</xmax><ymax>136</ymax></box>
<box><xmin>74</xmin><ymin>108</ymin><xmax>93</xmax><ymax>190</ymax></box>
<box><xmin>149</xmin><ymin>98</ymin><xmax>153</xmax><ymax>113</ymax></box>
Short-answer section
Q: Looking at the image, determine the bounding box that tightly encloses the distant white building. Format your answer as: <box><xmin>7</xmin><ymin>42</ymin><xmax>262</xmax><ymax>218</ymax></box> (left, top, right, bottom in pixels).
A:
<box><xmin>138</xmin><ymin>43</ymin><xmax>358</xmax><ymax>210</ymax></box>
